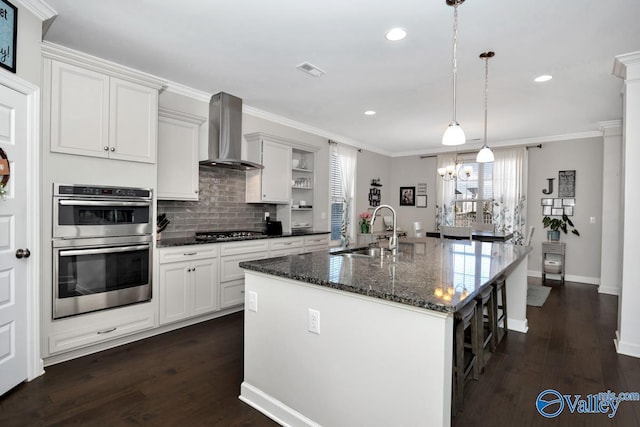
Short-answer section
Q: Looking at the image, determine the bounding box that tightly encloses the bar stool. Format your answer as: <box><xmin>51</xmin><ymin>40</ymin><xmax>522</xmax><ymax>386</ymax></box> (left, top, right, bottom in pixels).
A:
<box><xmin>492</xmin><ymin>276</ymin><xmax>507</xmax><ymax>346</ymax></box>
<box><xmin>452</xmin><ymin>299</ymin><xmax>479</xmax><ymax>415</ymax></box>
<box><xmin>475</xmin><ymin>285</ymin><xmax>496</xmax><ymax>372</ymax></box>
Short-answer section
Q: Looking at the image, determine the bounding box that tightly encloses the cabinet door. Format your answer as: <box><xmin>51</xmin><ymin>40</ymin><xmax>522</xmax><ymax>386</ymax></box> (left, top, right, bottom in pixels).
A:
<box><xmin>260</xmin><ymin>140</ymin><xmax>291</xmax><ymax>203</ymax></box>
<box><xmin>157</xmin><ymin>113</ymin><xmax>202</xmax><ymax>200</ymax></box>
<box><xmin>109</xmin><ymin>77</ymin><xmax>158</xmax><ymax>163</ymax></box>
<box><xmin>50</xmin><ymin>61</ymin><xmax>110</xmax><ymax>158</ymax></box>
<box><xmin>159</xmin><ymin>261</ymin><xmax>191</xmax><ymax>325</ymax></box>
<box><xmin>191</xmin><ymin>258</ymin><xmax>219</xmax><ymax>316</ymax></box>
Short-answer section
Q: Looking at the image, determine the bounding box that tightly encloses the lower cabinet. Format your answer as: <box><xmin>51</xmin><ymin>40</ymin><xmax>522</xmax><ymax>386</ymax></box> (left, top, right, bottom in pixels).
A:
<box><xmin>219</xmin><ymin>240</ymin><xmax>270</xmax><ymax>308</ymax></box>
<box><xmin>158</xmin><ymin>245</ymin><xmax>219</xmax><ymax>325</ymax></box>
<box><xmin>304</xmin><ymin>234</ymin><xmax>330</xmax><ymax>252</ymax></box>
<box><xmin>48</xmin><ymin>308</ymin><xmax>155</xmax><ymax>355</ymax></box>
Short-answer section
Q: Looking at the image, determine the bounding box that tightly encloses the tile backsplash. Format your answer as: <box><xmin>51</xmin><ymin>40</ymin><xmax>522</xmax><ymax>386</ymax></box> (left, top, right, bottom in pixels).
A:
<box><xmin>157</xmin><ymin>166</ymin><xmax>277</xmax><ymax>239</ymax></box>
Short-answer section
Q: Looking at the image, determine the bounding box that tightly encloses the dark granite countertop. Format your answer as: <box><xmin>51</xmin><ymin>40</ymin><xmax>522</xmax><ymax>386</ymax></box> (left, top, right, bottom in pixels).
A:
<box><xmin>156</xmin><ymin>230</ymin><xmax>330</xmax><ymax>248</ymax></box>
<box><xmin>239</xmin><ymin>237</ymin><xmax>531</xmax><ymax>313</ymax></box>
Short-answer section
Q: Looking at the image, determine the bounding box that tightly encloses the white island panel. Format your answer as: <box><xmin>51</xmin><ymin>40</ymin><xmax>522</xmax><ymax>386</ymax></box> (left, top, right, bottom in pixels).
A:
<box><xmin>241</xmin><ymin>271</ymin><xmax>453</xmax><ymax>427</ymax></box>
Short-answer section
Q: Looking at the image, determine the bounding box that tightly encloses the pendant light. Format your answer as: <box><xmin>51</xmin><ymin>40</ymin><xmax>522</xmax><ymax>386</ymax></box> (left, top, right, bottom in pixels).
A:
<box><xmin>442</xmin><ymin>0</ymin><xmax>466</xmax><ymax>146</ymax></box>
<box><xmin>476</xmin><ymin>51</ymin><xmax>495</xmax><ymax>162</ymax></box>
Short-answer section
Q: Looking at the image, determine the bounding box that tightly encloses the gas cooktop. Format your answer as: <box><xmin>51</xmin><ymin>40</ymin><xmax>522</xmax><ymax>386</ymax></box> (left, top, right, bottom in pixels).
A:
<box><xmin>194</xmin><ymin>230</ymin><xmax>267</xmax><ymax>242</ymax></box>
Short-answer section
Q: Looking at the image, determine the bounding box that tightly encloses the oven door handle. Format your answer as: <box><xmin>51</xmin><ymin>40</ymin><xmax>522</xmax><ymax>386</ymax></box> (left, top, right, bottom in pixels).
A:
<box><xmin>58</xmin><ymin>200</ymin><xmax>150</xmax><ymax>207</ymax></box>
<box><xmin>60</xmin><ymin>245</ymin><xmax>149</xmax><ymax>257</ymax></box>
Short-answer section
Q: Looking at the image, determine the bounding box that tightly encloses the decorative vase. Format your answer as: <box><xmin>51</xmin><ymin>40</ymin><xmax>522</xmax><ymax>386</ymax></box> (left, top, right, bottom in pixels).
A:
<box><xmin>547</xmin><ymin>230</ymin><xmax>560</xmax><ymax>241</ymax></box>
<box><xmin>360</xmin><ymin>222</ymin><xmax>369</xmax><ymax>234</ymax></box>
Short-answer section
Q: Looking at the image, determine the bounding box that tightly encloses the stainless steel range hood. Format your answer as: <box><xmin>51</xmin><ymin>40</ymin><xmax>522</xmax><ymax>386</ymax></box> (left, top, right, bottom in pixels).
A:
<box><xmin>199</xmin><ymin>92</ymin><xmax>263</xmax><ymax>170</ymax></box>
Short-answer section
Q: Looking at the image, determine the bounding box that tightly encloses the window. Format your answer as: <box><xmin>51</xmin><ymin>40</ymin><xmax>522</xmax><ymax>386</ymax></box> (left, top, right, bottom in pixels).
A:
<box><xmin>329</xmin><ymin>145</ymin><xmax>344</xmax><ymax>241</ymax></box>
<box><xmin>454</xmin><ymin>155</ymin><xmax>493</xmax><ymax>226</ymax></box>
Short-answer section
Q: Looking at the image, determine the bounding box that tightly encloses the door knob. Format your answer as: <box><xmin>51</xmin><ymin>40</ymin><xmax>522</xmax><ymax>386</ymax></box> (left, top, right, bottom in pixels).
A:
<box><xmin>15</xmin><ymin>248</ymin><xmax>31</xmax><ymax>259</ymax></box>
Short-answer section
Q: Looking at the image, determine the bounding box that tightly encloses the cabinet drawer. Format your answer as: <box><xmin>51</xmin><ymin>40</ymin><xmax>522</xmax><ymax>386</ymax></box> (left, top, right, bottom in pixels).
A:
<box><xmin>220</xmin><ymin>240</ymin><xmax>269</xmax><ymax>257</ymax></box>
<box><xmin>49</xmin><ymin>311</ymin><xmax>154</xmax><ymax>354</ymax></box>
<box><xmin>304</xmin><ymin>234</ymin><xmax>330</xmax><ymax>248</ymax></box>
<box><xmin>270</xmin><ymin>247</ymin><xmax>304</xmax><ymax>257</ymax></box>
<box><xmin>221</xmin><ymin>279</ymin><xmax>245</xmax><ymax>308</ymax></box>
<box><xmin>158</xmin><ymin>244</ymin><xmax>218</xmax><ymax>263</ymax></box>
<box><xmin>220</xmin><ymin>251</ymin><xmax>270</xmax><ymax>282</ymax></box>
<box><xmin>304</xmin><ymin>244</ymin><xmax>329</xmax><ymax>254</ymax></box>
<box><xmin>270</xmin><ymin>236</ymin><xmax>304</xmax><ymax>251</ymax></box>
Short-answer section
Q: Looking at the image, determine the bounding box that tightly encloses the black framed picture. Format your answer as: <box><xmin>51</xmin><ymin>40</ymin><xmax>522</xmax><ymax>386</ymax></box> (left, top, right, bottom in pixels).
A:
<box><xmin>399</xmin><ymin>186</ymin><xmax>415</xmax><ymax>206</ymax></box>
<box><xmin>0</xmin><ymin>0</ymin><xmax>17</xmax><ymax>73</ymax></box>
<box><xmin>558</xmin><ymin>170</ymin><xmax>576</xmax><ymax>197</ymax></box>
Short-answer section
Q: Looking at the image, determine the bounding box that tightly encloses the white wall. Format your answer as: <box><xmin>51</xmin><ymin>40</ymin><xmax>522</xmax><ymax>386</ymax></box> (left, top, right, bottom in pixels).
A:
<box><xmin>355</xmin><ymin>149</ymin><xmax>392</xmax><ymax>233</ymax></box>
<box><xmin>526</xmin><ymin>137</ymin><xmax>604</xmax><ymax>284</ymax></box>
<box><xmin>389</xmin><ymin>155</ymin><xmax>438</xmax><ymax>235</ymax></box>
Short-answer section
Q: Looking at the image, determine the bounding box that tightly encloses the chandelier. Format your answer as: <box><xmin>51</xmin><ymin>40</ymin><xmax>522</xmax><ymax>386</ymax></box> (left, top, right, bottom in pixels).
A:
<box><xmin>442</xmin><ymin>0</ymin><xmax>466</xmax><ymax>146</ymax></box>
<box><xmin>437</xmin><ymin>160</ymin><xmax>472</xmax><ymax>182</ymax></box>
<box><xmin>476</xmin><ymin>51</ymin><xmax>495</xmax><ymax>163</ymax></box>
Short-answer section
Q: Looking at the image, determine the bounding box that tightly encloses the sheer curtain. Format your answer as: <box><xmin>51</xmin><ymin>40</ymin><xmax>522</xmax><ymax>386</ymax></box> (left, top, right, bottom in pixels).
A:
<box><xmin>492</xmin><ymin>147</ymin><xmax>527</xmax><ymax>244</ymax></box>
<box><xmin>337</xmin><ymin>144</ymin><xmax>357</xmax><ymax>246</ymax></box>
<box><xmin>435</xmin><ymin>153</ymin><xmax>457</xmax><ymax>230</ymax></box>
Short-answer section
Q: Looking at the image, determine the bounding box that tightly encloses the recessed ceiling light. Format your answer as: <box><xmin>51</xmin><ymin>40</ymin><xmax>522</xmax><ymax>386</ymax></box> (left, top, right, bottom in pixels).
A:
<box><xmin>534</xmin><ymin>74</ymin><xmax>553</xmax><ymax>83</ymax></box>
<box><xmin>296</xmin><ymin>62</ymin><xmax>326</xmax><ymax>77</ymax></box>
<box><xmin>364</xmin><ymin>110</ymin><xmax>376</xmax><ymax>116</ymax></box>
<box><xmin>385</xmin><ymin>28</ymin><xmax>407</xmax><ymax>41</ymax></box>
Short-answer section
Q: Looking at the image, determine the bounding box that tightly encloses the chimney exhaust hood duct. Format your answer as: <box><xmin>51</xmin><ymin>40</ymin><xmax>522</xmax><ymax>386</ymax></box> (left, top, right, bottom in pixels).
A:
<box><xmin>199</xmin><ymin>92</ymin><xmax>264</xmax><ymax>170</ymax></box>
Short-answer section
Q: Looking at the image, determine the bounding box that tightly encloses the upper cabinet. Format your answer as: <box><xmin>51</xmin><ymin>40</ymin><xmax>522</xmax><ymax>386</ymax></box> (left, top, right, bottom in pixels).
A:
<box><xmin>42</xmin><ymin>43</ymin><xmax>166</xmax><ymax>164</ymax></box>
<box><xmin>157</xmin><ymin>108</ymin><xmax>206</xmax><ymax>201</ymax></box>
<box><xmin>245</xmin><ymin>133</ymin><xmax>292</xmax><ymax>204</ymax></box>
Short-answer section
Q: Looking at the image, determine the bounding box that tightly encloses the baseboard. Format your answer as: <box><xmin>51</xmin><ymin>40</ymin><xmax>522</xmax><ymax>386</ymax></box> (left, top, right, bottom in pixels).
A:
<box><xmin>507</xmin><ymin>318</ymin><xmax>528</xmax><ymax>333</ymax></box>
<box><xmin>614</xmin><ymin>330</ymin><xmax>640</xmax><ymax>358</ymax></box>
<box><xmin>239</xmin><ymin>382</ymin><xmax>320</xmax><ymax>427</ymax></box>
<box><xmin>527</xmin><ymin>270</ymin><xmax>600</xmax><ymax>285</ymax></box>
<box><xmin>598</xmin><ymin>285</ymin><xmax>621</xmax><ymax>296</ymax></box>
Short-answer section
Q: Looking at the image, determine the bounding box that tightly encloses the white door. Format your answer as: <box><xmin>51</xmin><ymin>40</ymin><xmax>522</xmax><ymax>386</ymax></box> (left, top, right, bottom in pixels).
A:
<box><xmin>0</xmin><ymin>84</ymin><xmax>28</xmax><ymax>395</ymax></box>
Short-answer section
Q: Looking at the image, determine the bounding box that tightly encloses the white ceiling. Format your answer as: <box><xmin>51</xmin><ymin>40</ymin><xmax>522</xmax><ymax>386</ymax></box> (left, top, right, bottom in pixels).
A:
<box><xmin>41</xmin><ymin>0</ymin><xmax>640</xmax><ymax>156</ymax></box>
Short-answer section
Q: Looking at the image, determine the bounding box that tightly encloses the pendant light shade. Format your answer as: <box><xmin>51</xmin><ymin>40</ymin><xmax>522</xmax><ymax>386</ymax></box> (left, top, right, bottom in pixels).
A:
<box><xmin>442</xmin><ymin>123</ymin><xmax>466</xmax><ymax>146</ymax></box>
<box><xmin>476</xmin><ymin>51</ymin><xmax>495</xmax><ymax>163</ymax></box>
<box><xmin>442</xmin><ymin>0</ymin><xmax>466</xmax><ymax>146</ymax></box>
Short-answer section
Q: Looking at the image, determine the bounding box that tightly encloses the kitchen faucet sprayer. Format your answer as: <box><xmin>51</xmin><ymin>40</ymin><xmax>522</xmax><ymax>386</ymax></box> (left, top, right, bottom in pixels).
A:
<box><xmin>369</xmin><ymin>204</ymin><xmax>398</xmax><ymax>257</ymax></box>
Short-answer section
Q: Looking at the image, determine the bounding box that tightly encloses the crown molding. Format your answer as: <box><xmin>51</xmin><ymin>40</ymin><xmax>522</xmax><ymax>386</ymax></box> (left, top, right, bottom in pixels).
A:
<box><xmin>14</xmin><ymin>0</ymin><xmax>56</xmax><ymax>21</ymax></box>
<box><xmin>613</xmin><ymin>51</ymin><xmax>640</xmax><ymax>79</ymax></box>
<box><xmin>164</xmin><ymin>81</ymin><xmax>211</xmax><ymax>102</ymax></box>
<box><xmin>41</xmin><ymin>42</ymin><xmax>166</xmax><ymax>90</ymax></box>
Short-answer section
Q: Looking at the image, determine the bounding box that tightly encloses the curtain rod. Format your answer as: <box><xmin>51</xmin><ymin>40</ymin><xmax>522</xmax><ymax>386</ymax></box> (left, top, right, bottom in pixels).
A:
<box><xmin>328</xmin><ymin>139</ymin><xmax>362</xmax><ymax>152</ymax></box>
<box><xmin>419</xmin><ymin>143</ymin><xmax>542</xmax><ymax>159</ymax></box>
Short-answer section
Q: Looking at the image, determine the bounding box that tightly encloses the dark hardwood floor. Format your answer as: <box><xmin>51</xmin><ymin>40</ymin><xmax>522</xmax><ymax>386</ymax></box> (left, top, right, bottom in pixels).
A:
<box><xmin>1</xmin><ymin>279</ymin><xmax>639</xmax><ymax>426</ymax></box>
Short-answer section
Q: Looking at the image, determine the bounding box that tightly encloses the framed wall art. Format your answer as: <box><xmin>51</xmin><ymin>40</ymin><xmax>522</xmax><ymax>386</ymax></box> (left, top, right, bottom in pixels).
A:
<box><xmin>0</xmin><ymin>0</ymin><xmax>17</xmax><ymax>73</ymax></box>
<box><xmin>416</xmin><ymin>195</ymin><xmax>427</xmax><ymax>208</ymax></box>
<box><xmin>558</xmin><ymin>170</ymin><xmax>576</xmax><ymax>197</ymax></box>
<box><xmin>399</xmin><ymin>186</ymin><xmax>415</xmax><ymax>206</ymax></box>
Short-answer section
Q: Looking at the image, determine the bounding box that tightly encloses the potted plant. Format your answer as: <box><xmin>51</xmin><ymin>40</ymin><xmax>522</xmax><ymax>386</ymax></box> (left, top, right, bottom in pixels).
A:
<box><xmin>542</xmin><ymin>214</ymin><xmax>580</xmax><ymax>241</ymax></box>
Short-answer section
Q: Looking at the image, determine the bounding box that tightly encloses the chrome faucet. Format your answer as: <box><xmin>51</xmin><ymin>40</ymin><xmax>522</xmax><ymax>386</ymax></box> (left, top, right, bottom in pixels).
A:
<box><xmin>370</xmin><ymin>204</ymin><xmax>398</xmax><ymax>257</ymax></box>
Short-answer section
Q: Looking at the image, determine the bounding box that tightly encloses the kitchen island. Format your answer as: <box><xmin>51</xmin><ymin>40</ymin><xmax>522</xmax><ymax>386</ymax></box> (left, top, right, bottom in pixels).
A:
<box><xmin>239</xmin><ymin>238</ymin><xmax>531</xmax><ymax>427</ymax></box>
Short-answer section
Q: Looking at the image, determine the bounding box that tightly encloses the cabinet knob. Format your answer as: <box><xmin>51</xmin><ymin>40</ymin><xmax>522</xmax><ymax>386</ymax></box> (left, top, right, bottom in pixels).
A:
<box><xmin>195</xmin><ymin>190</ymin><xmax>199</xmax><ymax>194</ymax></box>
<box><xmin>103</xmin><ymin>146</ymin><xmax>109</xmax><ymax>151</ymax></box>
<box><xmin>110</xmin><ymin>147</ymin><xmax>116</xmax><ymax>152</ymax></box>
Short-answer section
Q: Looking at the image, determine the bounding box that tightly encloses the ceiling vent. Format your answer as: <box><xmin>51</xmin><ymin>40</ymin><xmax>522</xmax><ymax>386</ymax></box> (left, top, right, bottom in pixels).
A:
<box><xmin>296</xmin><ymin>62</ymin><xmax>326</xmax><ymax>77</ymax></box>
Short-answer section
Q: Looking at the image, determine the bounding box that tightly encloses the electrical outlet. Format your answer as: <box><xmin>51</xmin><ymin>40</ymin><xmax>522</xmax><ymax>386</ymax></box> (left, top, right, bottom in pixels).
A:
<box><xmin>248</xmin><ymin>291</ymin><xmax>258</xmax><ymax>312</ymax></box>
<box><xmin>308</xmin><ymin>309</ymin><xmax>320</xmax><ymax>334</ymax></box>
<box><xmin>590</xmin><ymin>216</ymin><xmax>596</xmax><ymax>224</ymax></box>
<box><xmin>264</xmin><ymin>212</ymin><xmax>270</xmax><ymax>220</ymax></box>
<box><xmin>320</xmin><ymin>211</ymin><xmax>327</xmax><ymax>220</ymax></box>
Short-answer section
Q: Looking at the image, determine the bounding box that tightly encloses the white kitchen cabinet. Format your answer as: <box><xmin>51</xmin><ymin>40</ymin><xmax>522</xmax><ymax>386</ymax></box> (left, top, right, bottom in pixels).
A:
<box><xmin>269</xmin><ymin>236</ymin><xmax>304</xmax><ymax>257</ymax></box>
<box><xmin>158</xmin><ymin>245</ymin><xmax>219</xmax><ymax>325</ymax></box>
<box><xmin>48</xmin><ymin>306</ymin><xmax>154</xmax><ymax>355</ymax></box>
<box><xmin>245</xmin><ymin>134</ymin><xmax>291</xmax><ymax>203</ymax></box>
<box><xmin>43</xmin><ymin>44</ymin><xmax>164</xmax><ymax>164</ymax></box>
<box><xmin>220</xmin><ymin>239</ymin><xmax>270</xmax><ymax>308</ymax></box>
<box><xmin>304</xmin><ymin>234</ymin><xmax>330</xmax><ymax>252</ymax></box>
<box><xmin>157</xmin><ymin>108</ymin><xmax>206</xmax><ymax>200</ymax></box>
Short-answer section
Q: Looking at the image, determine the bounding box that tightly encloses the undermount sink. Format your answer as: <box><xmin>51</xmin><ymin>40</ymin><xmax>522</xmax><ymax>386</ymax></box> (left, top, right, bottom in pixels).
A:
<box><xmin>331</xmin><ymin>247</ymin><xmax>391</xmax><ymax>258</ymax></box>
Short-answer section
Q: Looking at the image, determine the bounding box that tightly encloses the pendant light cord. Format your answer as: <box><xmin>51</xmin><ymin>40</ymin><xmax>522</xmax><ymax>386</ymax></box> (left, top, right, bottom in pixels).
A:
<box><xmin>451</xmin><ymin>3</ymin><xmax>459</xmax><ymax>124</ymax></box>
<box><xmin>480</xmin><ymin>51</ymin><xmax>495</xmax><ymax>149</ymax></box>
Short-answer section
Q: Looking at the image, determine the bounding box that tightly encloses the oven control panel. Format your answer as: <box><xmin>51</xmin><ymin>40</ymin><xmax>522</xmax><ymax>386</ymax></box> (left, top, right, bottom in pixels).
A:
<box><xmin>55</xmin><ymin>184</ymin><xmax>152</xmax><ymax>199</ymax></box>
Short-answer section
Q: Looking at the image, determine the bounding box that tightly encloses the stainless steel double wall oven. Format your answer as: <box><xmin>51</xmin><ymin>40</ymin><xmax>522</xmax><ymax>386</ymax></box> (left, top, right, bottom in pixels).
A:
<box><xmin>52</xmin><ymin>184</ymin><xmax>153</xmax><ymax>319</ymax></box>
